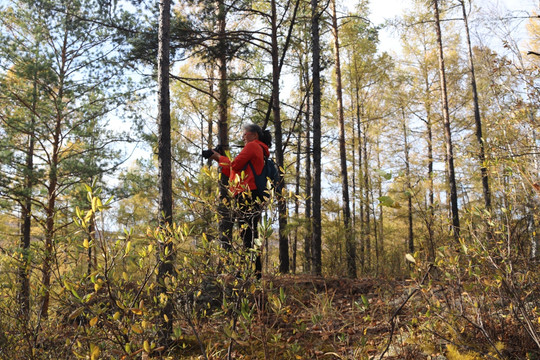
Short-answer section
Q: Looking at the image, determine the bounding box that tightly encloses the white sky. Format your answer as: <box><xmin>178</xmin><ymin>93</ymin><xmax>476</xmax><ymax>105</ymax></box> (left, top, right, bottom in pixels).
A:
<box><xmin>359</xmin><ymin>0</ymin><xmax>540</xmax><ymax>53</ymax></box>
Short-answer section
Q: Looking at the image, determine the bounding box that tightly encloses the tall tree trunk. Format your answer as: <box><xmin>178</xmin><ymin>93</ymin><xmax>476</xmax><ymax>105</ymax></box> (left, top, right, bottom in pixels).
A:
<box><xmin>271</xmin><ymin>0</ymin><xmax>289</xmax><ymax>274</ymax></box>
<box><xmin>311</xmin><ymin>0</ymin><xmax>322</xmax><ymax>276</ymax></box>
<box><xmin>156</xmin><ymin>0</ymin><xmax>174</xmax><ymax>347</ymax></box>
<box><xmin>423</xmin><ymin>65</ymin><xmax>436</xmax><ymax>260</ymax></box>
<box><xmin>363</xmin><ymin>123</ymin><xmax>371</xmax><ymax>271</ymax></box>
<box><xmin>419</xmin><ymin>41</ymin><xmax>436</xmax><ymax>260</ymax></box>
<box><xmin>41</xmin><ymin>110</ymin><xmax>61</xmax><ymax>321</ymax></box>
<box><xmin>217</xmin><ymin>0</ymin><xmax>232</xmax><ymax>248</ymax></box>
<box><xmin>293</xmin><ymin>130</ymin><xmax>301</xmax><ymax>274</ymax></box>
<box><xmin>41</xmin><ymin>26</ymin><xmax>69</xmax><ymax>319</ymax></box>
<box><xmin>202</xmin><ymin>64</ymin><xmax>215</xmax><ymax>168</ymax></box>
<box><xmin>355</xmin><ymin>82</ymin><xmax>365</xmax><ymax>272</ymax></box>
<box><xmin>375</xmin><ymin>136</ymin><xmax>384</xmax><ymax>275</ymax></box>
<box><xmin>303</xmin><ymin>64</ymin><xmax>313</xmax><ymax>273</ymax></box>
<box><xmin>403</xmin><ymin>110</ymin><xmax>414</xmax><ymax>254</ymax></box>
<box><xmin>18</xmin><ymin>74</ymin><xmax>37</xmax><ymax>319</ymax></box>
<box><xmin>460</xmin><ymin>0</ymin><xmax>491</xmax><ymax>211</ymax></box>
<box><xmin>433</xmin><ymin>0</ymin><xmax>460</xmax><ymax>240</ymax></box>
<box><xmin>350</xmin><ymin>56</ymin><xmax>357</xmax><ymax>265</ymax></box>
<box><xmin>330</xmin><ymin>0</ymin><xmax>355</xmax><ymax>278</ymax></box>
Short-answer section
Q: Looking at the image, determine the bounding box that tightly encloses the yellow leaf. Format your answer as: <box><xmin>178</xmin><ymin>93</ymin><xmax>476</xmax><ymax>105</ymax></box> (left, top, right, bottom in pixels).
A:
<box><xmin>131</xmin><ymin>324</ymin><xmax>143</xmax><ymax>334</ymax></box>
<box><xmin>143</xmin><ymin>340</ymin><xmax>151</xmax><ymax>353</ymax></box>
<box><xmin>92</xmin><ymin>196</ymin><xmax>98</xmax><ymax>212</ymax></box>
<box><xmin>122</xmin><ymin>272</ymin><xmax>128</xmax><ymax>282</ymax></box>
<box><xmin>131</xmin><ymin>308</ymin><xmax>143</xmax><ymax>315</ymax></box>
<box><xmin>125</xmin><ymin>241</ymin><xmax>132</xmax><ymax>256</ymax></box>
<box><xmin>405</xmin><ymin>253</ymin><xmax>416</xmax><ymax>264</ymax></box>
<box><xmin>113</xmin><ymin>311</ymin><xmax>121</xmax><ymax>321</ymax></box>
<box><xmin>96</xmin><ymin>197</ymin><xmax>103</xmax><ymax>210</ymax></box>
<box><xmin>89</xmin><ymin>317</ymin><xmax>98</xmax><ymax>327</ymax></box>
<box><xmin>163</xmin><ymin>314</ymin><xmax>169</xmax><ymax>322</ymax></box>
<box><xmin>83</xmin><ymin>239</ymin><xmax>89</xmax><ymax>249</ymax></box>
<box><xmin>90</xmin><ymin>344</ymin><xmax>100</xmax><ymax>360</ymax></box>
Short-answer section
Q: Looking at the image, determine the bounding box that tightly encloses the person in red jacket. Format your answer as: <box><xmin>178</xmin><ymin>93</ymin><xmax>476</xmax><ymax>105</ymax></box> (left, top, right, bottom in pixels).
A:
<box><xmin>209</xmin><ymin>124</ymin><xmax>270</xmax><ymax>277</ymax></box>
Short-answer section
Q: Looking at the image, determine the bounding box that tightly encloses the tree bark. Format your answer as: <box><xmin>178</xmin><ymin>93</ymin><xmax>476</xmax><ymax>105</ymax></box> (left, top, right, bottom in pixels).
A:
<box><xmin>433</xmin><ymin>0</ymin><xmax>460</xmax><ymax>240</ymax></box>
<box><xmin>403</xmin><ymin>110</ymin><xmax>414</xmax><ymax>254</ymax></box>
<box><xmin>362</xmin><ymin>123</ymin><xmax>371</xmax><ymax>270</ymax></box>
<box><xmin>40</xmin><ymin>24</ymin><xmax>69</xmax><ymax>319</ymax></box>
<box><xmin>271</xmin><ymin>0</ymin><xmax>290</xmax><ymax>274</ymax></box>
<box><xmin>303</xmin><ymin>65</ymin><xmax>313</xmax><ymax>273</ymax></box>
<box><xmin>216</xmin><ymin>0</ymin><xmax>232</xmax><ymax>248</ymax></box>
<box><xmin>18</xmin><ymin>73</ymin><xmax>37</xmax><ymax>319</ymax></box>
<box><xmin>331</xmin><ymin>0</ymin><xmax>356</xmax><ymax>278</ymax></box>
<box><xmin>424</xmin><ymin>66</ymin><xmax>436</xmax><ymax>261</ymax></box>
<box><xmin>460</xmin><ymin>0</ymin><xmax>491</xmax><ymax>211</ymax></box>
<box><xmin>311</xmin><ymin>0</ymin><xmax>322</xmax><ymax>276</ymax></box>
<box><xmin>293</xmin><ymin>129</ymin><xmax>301</xmax><ymax>274</ymax></box>
<box><xmin>156</xmin><ymin>0</ymin><xmax>174</xmax><ymax>347</ymax></box>
<box><xmin>355</xmin><ymin>67</ymin><xmax>365</xmax><ymax>273</ymax></box>
<box><xmin>375</xmin><ymin>136</ymin><xmax>384</xmax><ymax>275</ymax></box>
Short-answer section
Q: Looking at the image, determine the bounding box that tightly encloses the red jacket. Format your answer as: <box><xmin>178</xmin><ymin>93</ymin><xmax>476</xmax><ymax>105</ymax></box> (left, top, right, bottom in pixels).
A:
<box><xmin>218</xmin><ymin>140</ymin><xmax>269</xmax><ymax>195</ymax></box>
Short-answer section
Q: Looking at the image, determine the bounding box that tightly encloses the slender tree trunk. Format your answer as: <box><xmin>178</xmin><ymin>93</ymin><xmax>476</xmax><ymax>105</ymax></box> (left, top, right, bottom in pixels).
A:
<box><xmin>355</xmin><ymin>84</ymin><xmax>365</xmax><ymax>272</ymax></box>
<box><xmin>311</xmin><ymin>0</ymin><xmax>322</xmax><ymax>275</ymax></box>
<box><xmin>362</xmin><ymin>122</ymin><xmax>371</xmax><ymax>271</ymax></box>
<box><xmin>350</xmin><ymin>57</ymin><xmax>357</xmax><ymax>261</ymax></box>
<box><xmin>19</xmin><ymin>76</ymin><xmax>37</xmax><ymax>319</ymax></box>
<box><xmin>217</xmin><ymin>1</ymin><xmax>229</xmax><ymax>152</ymax></box>
<box><xmin>425</xmin><ymin>77</ymin><xmax>436</xmax><ymax>260</ymax></box>
<box><xmin>216</xmin><ymin>0</ymin><xmax>232</xmax><ymax>248</ymax></box>
<box><xmin>157</xmin><ymin>0</ymin><xmax>172</xmax><ymax>227</ymax></box>
<box><xmin>87</xmin><ymin>217</ymin><xmax>95</xmax><ymax>276</ymax></box>
<box><xmin>403</xmin><ymin>110</ymin><xmax>414</xmax><ymax>254</ymax></box>
<box><xmin>375</xmin><ymin>136</ymin><xmax>384</xmax><ymax>275</ymax></box>
<box><xmin>293</xmin><ymin>60</ymin><xmax>305</xmax><ymax>274</ymax></box>
<box><xmin>460</xmin><ymin>0</ymin><xmax>491</xmax><ymax>211</ymax></box>
<box><xmin>303</xmin><ymin>65</ymin><xmax>313</xmax><ymax>273</ymax></box>
<box><xmin>293</xmin><ymin>130</ymin><xmax>301</xmax><ymax>274</ymax></box>
<box><xmin>271</xmin><ymin>0</ymin><xmax>290</xmax><ymax>274</ymax></box>
<box><xmin>331</xmin><ymin>0</ymin><xmax>355</xmax><ymax>278</ymax></box>
<box><xmin>433</xmin><ymin>0</ymin><xmax>460</xmax><ymax>240</ymax></box>
<box><xmin>207</xmin><ymin>65</ymin><xmax>215</xmax><ymax>149</ymax></box>
<box><xmin>41</xmin><ymin>112</ymin><xmax>60</xmax><ymax>320</ymax></box>
<box><xmin>420</xmin><ymin>45</ymin><xmax>436</xmax><ymax>260</ymax></box>
<box><xmin>426</xmin><ymin>110</ymin><xmax>436</xmax><ymax>259</ymax></box>
<box><xmin>202</xmin><ymin>64</ymin><xmax>215</xmax><ymax>168</ymax></box>
<box><xmin>157</xmin><ymin>0</ymin><xmax>174</xmax><ymax>347</ymax></box>
<box><xmin>41</xmin><ymin>26</ymin><xmax>69</xmax><ymax>319</ymax></box>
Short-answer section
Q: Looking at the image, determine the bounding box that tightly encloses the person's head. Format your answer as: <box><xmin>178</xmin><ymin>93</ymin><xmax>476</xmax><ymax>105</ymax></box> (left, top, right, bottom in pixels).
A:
<box><xmin>243</xmin><ymin>124</ymin><xmax>262</xmax><ymax>144</ymax></box>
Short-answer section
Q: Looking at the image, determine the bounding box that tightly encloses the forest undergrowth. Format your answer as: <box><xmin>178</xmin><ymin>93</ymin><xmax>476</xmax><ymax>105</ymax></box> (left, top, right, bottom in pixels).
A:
<box><xmin>1</xmin><ymin>187</ymin><xmax>539</xmax><ymax>360</ymax></box>
<box><xmin>1</xmin><ymin>271</ymin><xmax>538</xmax><ymax>360</ymax></box>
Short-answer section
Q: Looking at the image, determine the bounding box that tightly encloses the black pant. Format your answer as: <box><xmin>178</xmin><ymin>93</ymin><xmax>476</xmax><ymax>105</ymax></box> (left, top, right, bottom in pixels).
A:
<box><xmin>218</xmin><ymin>190</ymin><xmax>263</xmax><ymax>277</ymax></box>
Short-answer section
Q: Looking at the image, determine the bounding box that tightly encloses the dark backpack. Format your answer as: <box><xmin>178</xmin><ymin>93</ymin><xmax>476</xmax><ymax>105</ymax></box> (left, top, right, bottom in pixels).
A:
<box><xmin>246</xmin><ymin>145</ymin><xmax>279</xmax><ymax>196</ymax></box>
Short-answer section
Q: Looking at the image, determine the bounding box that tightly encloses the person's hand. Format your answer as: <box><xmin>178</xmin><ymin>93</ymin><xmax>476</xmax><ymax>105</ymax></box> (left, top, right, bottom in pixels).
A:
<box><xmin>209</xmin><ymin>150</ymin><xmax>220</xmax><ymax>161</ymax></box>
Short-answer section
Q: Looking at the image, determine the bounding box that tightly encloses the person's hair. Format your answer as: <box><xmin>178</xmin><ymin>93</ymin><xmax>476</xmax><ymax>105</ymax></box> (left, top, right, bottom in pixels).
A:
<box><xmin>244</xmin><ymin>124</ymin><xmax>263</xmax><ymax>139</ymax></box>
<box><xmin>260</xmin><ymin>129</ymin><xmax>272</xmax><ymax>148</ymax></box>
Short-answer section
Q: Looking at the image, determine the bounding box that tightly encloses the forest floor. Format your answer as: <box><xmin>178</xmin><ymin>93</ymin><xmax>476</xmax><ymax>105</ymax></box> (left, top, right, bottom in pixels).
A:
<box><xmin>170</xmin><ymin>274</ymin><xmax>453</xmax><ymax>360</ymax></box>
<box><xmin>21</xmin><ymin>272</ymin><xmax>535</xmax><ymax>359</ymax></box>
<box><xmin>165</xmin><ymin>272</ymin><xmax>540</xmax><ymax>360</ymax></box>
